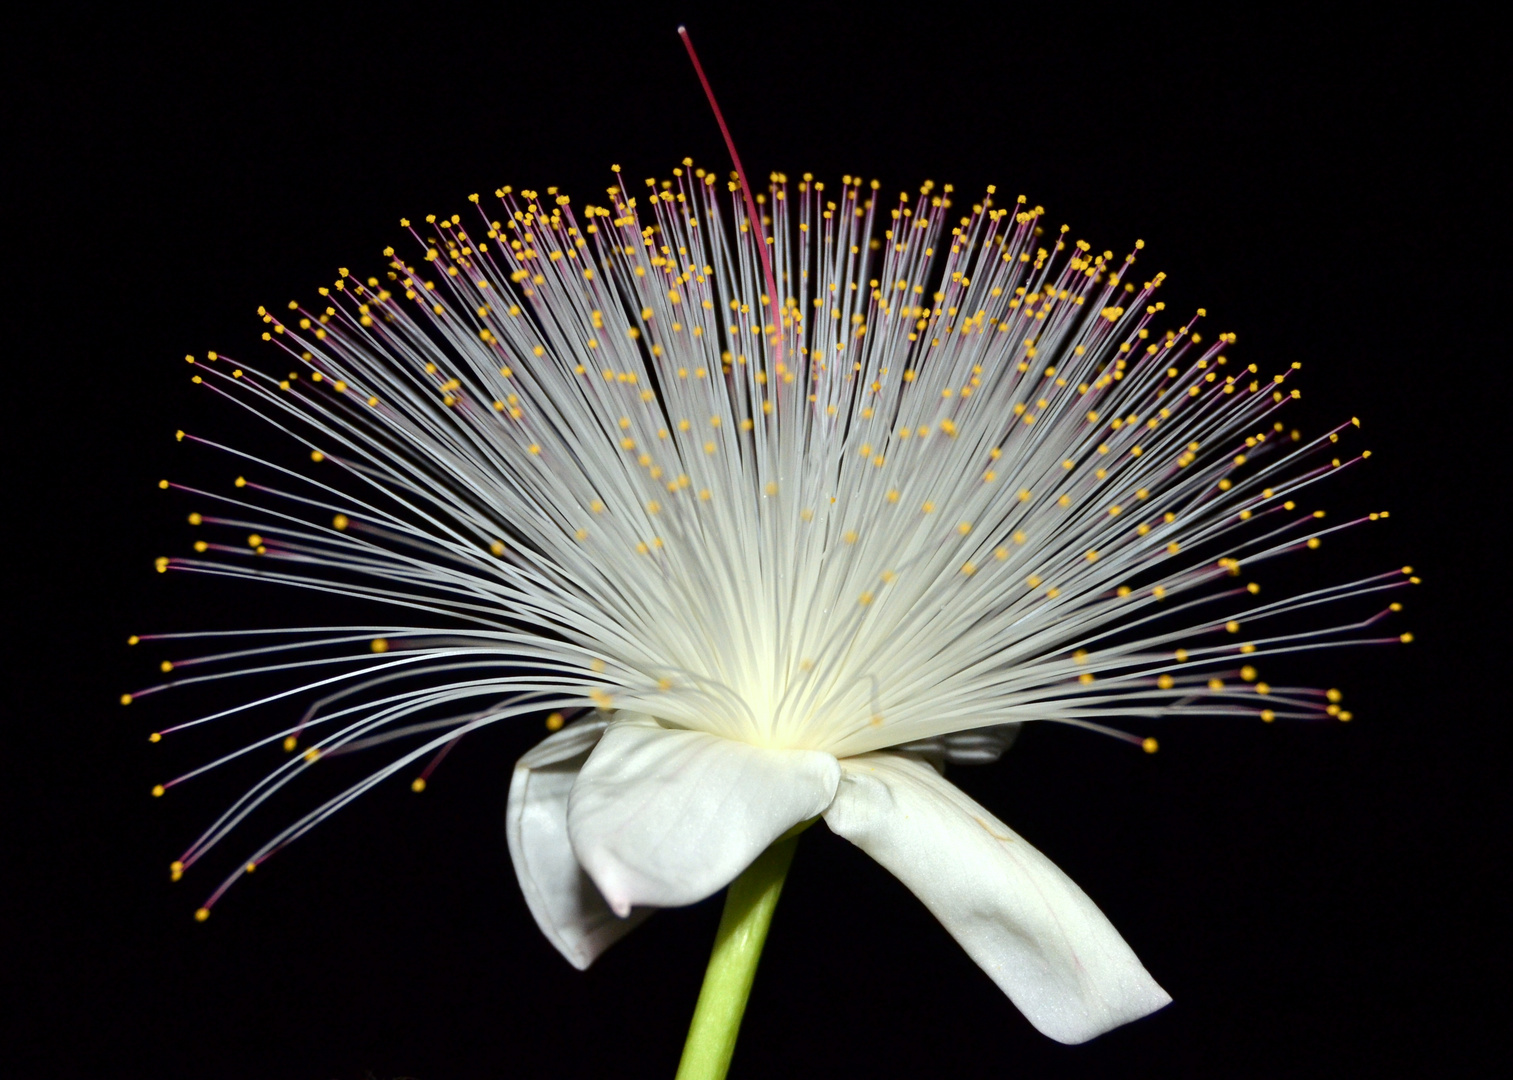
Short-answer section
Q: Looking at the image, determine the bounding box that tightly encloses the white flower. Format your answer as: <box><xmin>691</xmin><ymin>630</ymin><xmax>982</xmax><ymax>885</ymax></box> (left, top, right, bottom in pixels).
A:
<box><xmin>135</xmin><ymin>166</ymin><xmax>1412</xmax><ymax>1044</ymax></box>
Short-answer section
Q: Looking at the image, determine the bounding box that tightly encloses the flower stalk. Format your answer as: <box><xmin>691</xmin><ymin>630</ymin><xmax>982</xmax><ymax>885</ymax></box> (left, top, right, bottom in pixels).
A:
<box><xmin>675</xmin><ymin>832</ymin><xmax>801</xmax><ymax>1080</ymax></box>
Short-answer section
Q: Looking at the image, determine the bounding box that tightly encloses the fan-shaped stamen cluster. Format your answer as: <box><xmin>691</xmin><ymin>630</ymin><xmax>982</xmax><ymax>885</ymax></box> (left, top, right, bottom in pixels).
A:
<box><xmin>129</xmin><ymin>162</ymin><xmax>1414</xmax><ymax>914</ymax></box>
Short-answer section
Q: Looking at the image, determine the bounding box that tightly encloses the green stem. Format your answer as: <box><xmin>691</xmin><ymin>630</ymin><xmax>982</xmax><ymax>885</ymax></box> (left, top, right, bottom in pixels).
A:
<box><xmin>674</xmin><ymin>832</ymin><xmax>801</xmax><ymax>1080</ymax></box>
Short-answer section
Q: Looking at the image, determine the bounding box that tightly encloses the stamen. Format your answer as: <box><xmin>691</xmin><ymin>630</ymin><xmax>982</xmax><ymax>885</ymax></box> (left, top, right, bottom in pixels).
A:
<box><xmin>133</xmin><ymin>163</ymin><xmax>1408</xmax><ymax>911</ymax></box>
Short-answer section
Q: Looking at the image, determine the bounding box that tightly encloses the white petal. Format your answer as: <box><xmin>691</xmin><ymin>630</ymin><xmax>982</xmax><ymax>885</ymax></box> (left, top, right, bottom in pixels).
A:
<box><xmin>823</xmin><ymin>752</ymin><xmax>1171</xmax><ymax>1044</ymax></box>
<box><xmin>566</xmin><ymin>712</ymin><xmax>840</xmax><ymax>915</ymax></box>
<box><xmin>895</xmin><ymin>721</ymin><xmax>1023</xmax><ymax>769</ymax></box>
<box><xmin>506</xmin><ymin>717</ymin><xmax>651</xmax><ymax>970</ymax></box>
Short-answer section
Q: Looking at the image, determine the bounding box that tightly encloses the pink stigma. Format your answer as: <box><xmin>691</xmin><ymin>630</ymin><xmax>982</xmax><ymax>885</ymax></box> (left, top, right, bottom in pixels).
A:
<box><xmin>678</xmin><ymin>26</ymin><xmax>783</xmax><ymax>368</ymax></box>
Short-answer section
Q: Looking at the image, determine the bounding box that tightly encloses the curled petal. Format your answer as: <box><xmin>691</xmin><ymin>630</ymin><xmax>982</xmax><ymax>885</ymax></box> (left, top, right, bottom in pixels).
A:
<box><xmin>506</xmin><ymin>717</ymin><xmax>650</xmax><ymax>969</ymax></box>
<box><xmin>567</xmin><ymin>713</ymin><xmax>840</xmax><ymax>914</ymax></box>
<box><xmin>824</xmin><ymin>752</ymin><xmax>1171</xmax><ymax>1044</ymax></box>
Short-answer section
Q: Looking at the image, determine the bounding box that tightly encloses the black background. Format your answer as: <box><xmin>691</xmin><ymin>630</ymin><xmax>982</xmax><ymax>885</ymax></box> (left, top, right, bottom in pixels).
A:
<box><xmin>4</xmin><ymin>4</ymin><xmax>1504</xmax><ymax>1077</ymax></box>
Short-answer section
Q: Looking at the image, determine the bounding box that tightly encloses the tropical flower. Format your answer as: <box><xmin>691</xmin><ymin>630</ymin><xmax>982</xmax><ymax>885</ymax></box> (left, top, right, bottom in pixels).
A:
<box><xmin>132</xmin><ymin>163</ymin><xmax>1413</xmax><ymax>1047</ymax></box>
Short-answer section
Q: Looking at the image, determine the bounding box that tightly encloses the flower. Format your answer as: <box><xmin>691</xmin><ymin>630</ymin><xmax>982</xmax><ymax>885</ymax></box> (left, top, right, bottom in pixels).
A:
<box><xmin>133</xmin><ymin>164</ymin><xmax>1413</xmax><ymax>1045</ymax></box>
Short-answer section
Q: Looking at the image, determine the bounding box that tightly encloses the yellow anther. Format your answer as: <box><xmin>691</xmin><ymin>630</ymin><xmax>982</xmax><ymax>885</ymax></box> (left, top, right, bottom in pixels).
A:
<box><xmin>1326</xmin><ymin>688</ymin><xmax>1343</xmax><ymax>703</ymax></box>
<box><xmin>303</xmin><ymin>748</ymin><xmax>321</xmax><ymax>762</ymax></box>
<box><xmin>370</xmin><ymin>638</ymin><xmax>389</xmax><ymax>653</ymax></box>
<box><xmin>195</xmin><ymin>908</ymin><xmax>210</xmax><ymax>922</ymax></box>
<box><xmin>1142</xmin><ymin>737</ymin><xmax>1159</xmax><ymax>754</ymax></box>
<box><xmin>152</xmin><ymin>784</ymin><xmax>165</xmax><ymax>797</ymax></box>
<box><xmin>283</xmin><ymin>735</ymin><xmax>298</xmax><ymax>752</ymax></box>
<box><xmin>765</xmin><ymin>482</ymin><xmax>779</xmax><ymax>496</ymax></box>
<box><xmin>1175</xmin><ymin>648</ymin><xmax>1189</xmax><ymax>662</ymax></box>
<box><xmin>1153</xmin><ymin>586</ymin><xmax>1166</xmax><ymax>599</ymax></box>
<box><xmin>160</xmin><ymin>660</ymin><xmax>173</xmax><ymax>673</ymax></box>
<box><xmin>1255</xmin><ymin>682</ymin><xmax>1271</xmax><ymax>695</ymax></box>
<box><xmin>1157</xmin><ymin>674</ymin><xmax>1174</xmax><ymax>690</ymax></box>
<box><xmin>1225</xmin><ymin>620</ymin><xmax>1240</xmax><ymax>633</ymax></box>
<box><xmin>858</xmin><ymin>591</ymin><xmax>875</xmax><ymax>606</ymax></box>
<box><xmin>1078</xmin><ymin>673</ymin><xmax>1095</xmax><ymax>685</ymax></box>
<box><xmin>154</xmin><ymin>557</ymin><xmax>169</xmax><ymax>573</ymax></box>
<box><xmin>1400</xmin><ymin>632</ymin><xmax>1414</xmax><ymax>643</ymax></box>
<box><xmin>491</xmin><ymin>540</ymin><xmax>506</xmax><ymax>556</ymax></box>
<box><xmin>1261</xmin><ymin>709</ymin><xmax>1276</xmax><ymax>723</ymax></box>
<box><xmin>1306</xmin><ymin>537</ymin><xmax>1321</xmax><ymax>549</ymax></box>
<box><xmin>120</xmin><ymin>693</ymin><xmax>134</xmax><ymax>705</ymax></box>
<box><xmin>1240</xmin><ymin>665</ymin><xmax>1257</xmax><ymax>681</ymax></box>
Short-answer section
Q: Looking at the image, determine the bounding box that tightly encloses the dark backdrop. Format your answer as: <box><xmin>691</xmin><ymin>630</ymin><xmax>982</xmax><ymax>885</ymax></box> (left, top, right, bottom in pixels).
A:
<box><xmin>4</xmin><ymin>4</ymin><xmax>1503</xmax><ymax>1077</ymax></box>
